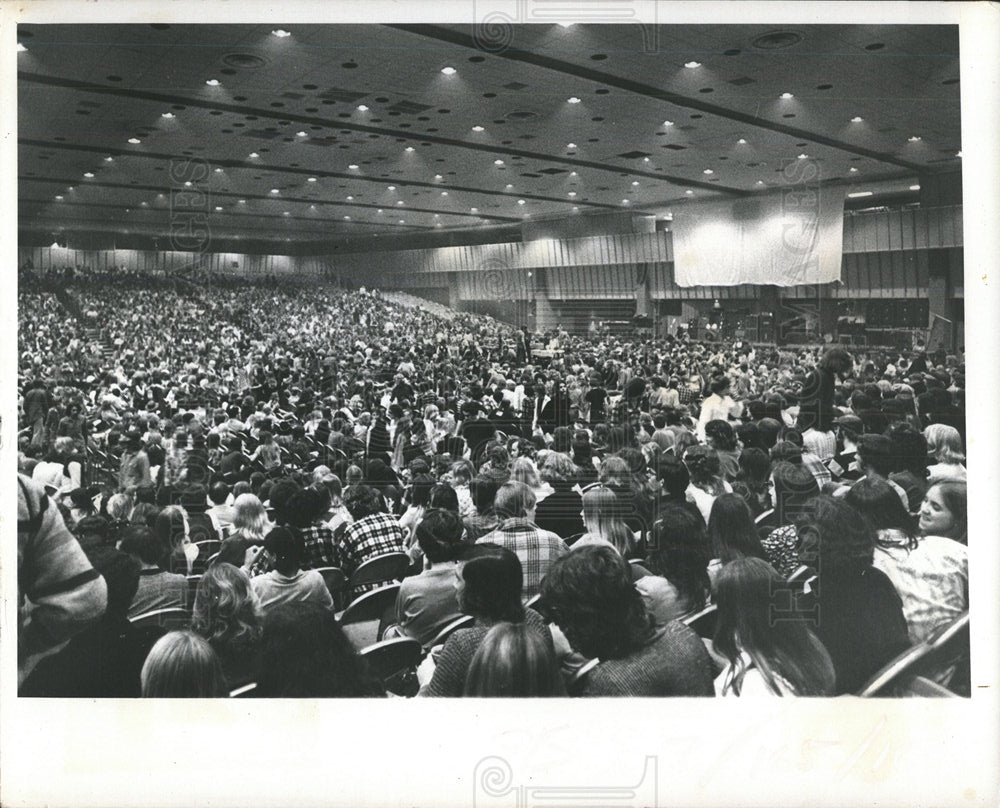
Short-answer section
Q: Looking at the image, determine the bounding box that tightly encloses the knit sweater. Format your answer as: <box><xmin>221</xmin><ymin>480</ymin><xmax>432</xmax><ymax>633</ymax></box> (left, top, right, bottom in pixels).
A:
<box><xmin>580</xmin><ymin>620</ymin><xmax>715</xmax><ymax>697</ymax></box>
<box><xmin>420</xmin><ymin>608</ymin><xmax>550</xmax><ymax>697</ymax></box>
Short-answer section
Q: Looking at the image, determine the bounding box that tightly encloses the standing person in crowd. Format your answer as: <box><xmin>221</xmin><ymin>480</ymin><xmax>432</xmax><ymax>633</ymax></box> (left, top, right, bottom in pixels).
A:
<box><xmin>540</xmin><ymin>545</ymin><xmax>714</xmax><ymax>696</ymax></box>
<box><xmin>476</xmin><ymin>481</ymin><xmax>568</xmax><ymax>601</ymax></box>
<box><xmin>713</xmin><ymin>557</ymin><xmax>836</xmax><ymax>696</ymax></box>
<box><xmin>696</xmin><ymin>377</ymin><xmax>742</xmax><ymax>442</ymax></box>
<box><xmin>796</xmin><ymin>347</ymin><xmax>854</xmax><ymax>435</ymax></box>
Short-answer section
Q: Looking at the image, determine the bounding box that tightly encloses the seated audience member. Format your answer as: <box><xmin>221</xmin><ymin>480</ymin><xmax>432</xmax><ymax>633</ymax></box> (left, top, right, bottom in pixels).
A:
<box><xmin>713</xmin><ymin>557</ymin><xmax>836</xmax><ymax>696</ymax></box>
<box><xmin>707</xmin><ymin>493</ymin><xmax>768</xmax><ymax>584</ymax></box>
<box><xmin>191</xmin><ymin>563</ymin><xmax>263</xmax><ymax>690</ymax></box>
<box><xmin>759</xmin><ymin>461</ymin><xmax>820</xmax><ymax>579</ymax></box>
<box><xmin>510</xmin><ymin>456</ymin><xmax>554</xmax><ymax>504</ymax></box>
<box><xmin>338</xmin><ymin>484</ymin><xmax>407</xmax><ymax>594</ymax></box>
<box><xmin>140</xmin><ymin>630</ymin><xmax>228</xmax><ymax>698</ymax></box>
<box><xmin>399</xmin><ymin>472</ymin><xmax>435</xmax><ymax>547</ymax></box>
<box><xmin>638</xmin><ymin>506</ymin><xmax>712</xmax><ymax>625</ymax></box>
<box><xmin>419</xmin><ymin>544</ymin><xmax>552</xmax><ymax>697</ymax></box>
<box><xmin>21</xmin><ymin>548</ymin><xmax>155</xmax><ymax>698</ymax></box>
<box><xmin>795</xmin><ymin>496</ymin><xmax>910</xmax><ymax>695</ymax></box>
<box><xmin>447</xmin><ymin>460</ymin><xmax>477</xmax><ymax>520</ymax></box>
<box><xmin>918</xmin><ymin>480</ymin><xmax>967</xmax><ymax>545</ymax></box>
<box><xmin>683</xmin><ymin>445</ymin><xmax>732</xmax><ymax>525</ymax></box>
<box><xmin>464</xmin><ymin>622</ymin><xmax>565</xmax><ymax>697</ymax></box>
<box><xmin>286</xmin><ymin>486</ymin><xmax>339</xmax><ymax>570</ymax></box>
<box><xmin>539</xmin><ymin>545</ymin><xmax>714</xmax><ymax>696</ymax></box>
<box><xmin>257</xmin><ymin>602</ymin><xmax>384</xmax><ymax>698</ymax></box>
<box><xmin>476</xmin><ymin>481</ymin><xmax>569</xmax><ymax>601</ymax></box>
<box><xmin>119</xmin><ymin>524</ymin><xmax>187</xmax><ymax>617</ymax></box>
<box><xmin>392</xmin><ymin>509</ymin><xmax>466</xmax><ymax>647</ymax></box>
<box><xmin>463</xmin><ymin>476</ymin><xmax>501</xmax><ymax>541</ymax></box>
<box><xmin>154</xmin><ymin>504</ymin><xmax>197</xmax><ymax>575</ymax></box>
<box><xmin>730</xmin><ymin>448</ymin><xmax>772</xmax><ymax>518</ymax></box>
<box><xmin>885</xmin><ymin>424</ymin><xmax>930</xmax><ymax>514</ymax></box>
<box><xmin>852</xmin><ymin>434</ymin><xmax>910</xmax><ymax>510</ymax></box>
<box><xmin>655</xmin><ymin>454</ymin><xmax>706</xmax><ymax>525</ymax></box>
<box><xmin>216</xmin><ymin>493</ymin><xmax>271</xmax><ymax>568</ymax></box>
<box><xmin>573</xmin><ymin>485</ymin><xmax>638</xmax><ymax>557</ymax></box>
<box><xmin>250</xmin><ymin>526</ymin><xmax>334</xmax><ymax>614</ymax></box>
<box><xmin>846</xmin><ymin>478</ymin><xmax>967</xmax><ymax>648</ymax></box>
<box><xmin>207</xmin><ymin>482</ymin><xmax>235</xmax><ymax>535</ymax></box>
<box><xmin>923</xmin><ymin>424</ymin><xmax>967</xmax><ymax>483</ymax></box>
<box><xmin>703</xmin><ymin>420</ymin><xmax>741</xmax><ymax>481</ymax></box>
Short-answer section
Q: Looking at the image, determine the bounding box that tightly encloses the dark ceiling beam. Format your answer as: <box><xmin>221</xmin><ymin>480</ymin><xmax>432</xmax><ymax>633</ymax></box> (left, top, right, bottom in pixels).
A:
<box><xmin>19</xmin><ymin>138</ymin><xmax>620</xmax><ymax>214</ymax></box>
<box><xmin>19</xmin><ymin>70</ymin><xmax>743</xmax><ymax>195</ymax></box>
<box><xmin>388</xmin><ymin>24</ymin><xmax>926</xmax><ymax>174</ymax></box>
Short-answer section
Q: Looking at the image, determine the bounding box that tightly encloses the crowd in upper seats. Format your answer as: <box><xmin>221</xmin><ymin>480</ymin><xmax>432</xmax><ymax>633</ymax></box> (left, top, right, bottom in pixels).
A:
<box><xmin>17</xmin><ymin>272</ymin><xmax>969</xmax><ymax>697</ymax></box>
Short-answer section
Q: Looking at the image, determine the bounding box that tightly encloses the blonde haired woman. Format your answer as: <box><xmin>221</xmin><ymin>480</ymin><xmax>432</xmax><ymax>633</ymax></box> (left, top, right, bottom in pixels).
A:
<box><xmin>923</xmin><ymin>424</ymin><xmax>966</xmax><ymax>483</ymax></box>
<box><xmin>573</xmin><ymin>486</ymin><xmax>639</xmax><ymax>558</ymax></box>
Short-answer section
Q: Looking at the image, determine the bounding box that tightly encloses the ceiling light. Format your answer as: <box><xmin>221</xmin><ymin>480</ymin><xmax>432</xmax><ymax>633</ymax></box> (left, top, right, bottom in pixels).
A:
<box><xmin>283</xmin><ymin>211</ymin><xmax>290</xmax><ymax>215</ymax></box>
<box><xmin>494</xmin><ymin>159</ymin><xmax>504</xmax><ymax>165</ymax></box>
<box><xmin>643</xmin><ymin>157</ymin><xmax>651</xmax><ymax>163</ymax></box>
<box><xmin>703</xmin><ymin>169</ymin><xmax>713</xmax><ymax>174</ymax></box>
<box><xmin>272</xmin><ymin>29</ymin><xmax>291</xmax><ymax>38</ymax></box>
<box><xmin>18</xmin><ymin>43</ymin><xmax>27</xmax><ymax>52</ymax></box>
<box><xmin>472</xmin><ymin>125</ymin><xmax>484</xmax><ymax>132</ymax></box>
<box><xmin>184</xmin><ymin>181</ymin><xmax>193</xmax><ymax>187</ymax></box>
<box><xmin>68</xmin><ymin>187</ymin><xmax>74</xmax><ymax>191</ymax></box>
<box><xmin>308</xmin><ymin>177</ymin><xmax>317</xmax><ymax>182</ymax></box>
<box><xmin>434</xmin><ymin>174</ymin><xmax>443</xmax><ymax>179</ymax></box>
<box><xmin>405</xmin><ymin>146</ymin><xmax>415</xmax><ymax>153</ymax></box>
<box><xmin>205</xmin><ymin>79</ymin><xmax>220</xmax><ymax>86</ymax></box>
<box><xmin>663</xmin><ymin>120</ymin><xmax>674</xmax><ymax>127</ymax></box>
<box><xmin>441</xmin><ymin>191</ymin><xmax>448</xmax><ymax>196</ymax></box>
<box><xmin>296</xmin><ymin>131</ymin><xmax>307</xmax><ymax>137</ymax></box>
<box><xmin>344</xmin><ymin>215</ymin><xmax>351</xmax><ymax>220</ymax></box>
<box><xmin>270</xmin><ymin>188</ymin><xmax>279</xmax><ymax>194</ymax></box>
<box><xmin>684</xmin><ymin>61</ymin><xmax>701</xmax><ymax>68</ymax></box>
<box><xmin>557</xmin><ymin>22</ymin><xmax>574</xmax><ymax>28</ymax></box>
<box><xmin>780</xmin><ymin>92</ymin><xmax>794</xmax><ymax>99</ymax></box>
<box><xmin>567</xmin><ymin>143</ymin><xmax>577</xmax><ymax>149</ymax></box>
<box><xmin>756</xmin><ymin>180</ymin><xmax>765</xmax><ymax>185</ymax></box>
<box><xmin>737</xmin><ymin>138</ymin><xmax>748</xmax><ymax>145</ymax></box>
<box><xmin>517</xmin><ymin>199</ymin><xmax>526</xmax><ymax>205</ymax></box>
<box><xmin>214</xmin><ymin>168</ymin><xmax>223</xmax><ymax>173</ymax></box>
<box><xmin>435</xmin><ymin>223</ymin><xmax>443</xmax><ymax>228</ymax></box>
<box><xmin>909</xmin><ymin>185</ymin><xmax>921</xmax><ymax>191</ymax></box>
<box><xmin>399</xmin><ymin>220</ymin><xmax>405</xmax><ymax>224</ymax></box>
<box><xmin>161</xmin><ymin>112</ymin><xmax>175</xmax><ymax>119</ymax></box>
<box><xmin>470</xmin><ymin>207</ymin><xmax>478</xmax><ymax>213</ymax></box>
<box><xmin>569</xmin><ymin>171</ymin><xmax>578</xmax><ymax>177</ymax></box>
<box><xmin>128</xmin><ymin>137</ymin><xmax>141</xmax><ymax>144</ymax></box>
<box><xmin>631</xmin><ymin>181</ymin><xmax>639</xmax><ymax>186</ymax></box>
<box><xmin>356</xmin><ymin>105</ymin><xmax>368</xmax><ymax>112</ymax></box>
<box><xmin>505</xmin><ymin>183</ymin><xmax>513</xmax><ymax>189</ymax></box>
<box><xmin>104</xmin><ymin>156</ymin><xmax>113</xmax><ymax>162</ymax></box>
<box><xmin>847</xmin><ymin>191</ymin><xmax>873</xmax><ymax>198</ymax></box>
<box><xmin>140</xmin><ymin>202</ymin><xmax>148</xmax><ymax>206</ymax></box>
<box><xmin>685</xmin><ymin>190</ymin><xmax>694</xmax><ymax>195</ymax></box>
<box><xmin>621</xmin><ymin>199</ymin><xmax>630</xmax><ymax>205</ymax></box>
<box><xmin>249</xmin><ymin>152</ymin><xmax>259</xmax><ymax>158</ymax></box>
<box><xmin>908</xmin><ymin>136</ymin><xmax>922</xmax><ymax>142</ymax></box>
<box><xmin>567</xmin><ymin>191</ymin><xmax>577</xmax><ymax>197</ymax></box>
<box><xmin>238</xmin><ymin>199</ymin><xmax>246</xmax><ymax>204</ymax></box>
<box><xmin>84</xmin><ymin>172</ymin><xmax>94</xmax><ymax>178</ymax></box>
<box><xmin>797</xmin><ymin>153</ymin><xmax>808</xmax><ymax>159</ymax></box>
<box><xmin>434</xmin><ymin>214</ymin><xmax>440</xmax><ymax>218</ymax></box>
<box><xmin>441</xmin><ymin>66</ymin><xmax>456</xmax><ymax>75</ymax></box>
<box><xmin>388</xmin><ymin>185</ymin><xmax>396</xmax><ymax>190</ymax></box>
<box><xmin>851</xmin><ymin>116</ymin><xmax>863</xmax><ymax>123</ymax></box>
<box><xmin>572</xmin><ymin>206</ymin><xmax>579</xmax><ymax>212</ymax></box>
<box><xmin>215</xmin><ymin>206</ymin><xmax>223</xmax><ymax>212</ymax></box>
<box><xmin>396</xmin><ymin>200</ymin><xmax>404</xmax><ymax>205</ymax></box>
<box><xmin>346</xmin><ymin>195</ymin><xmax>354</xmax><ymax>201</ymax></box>
<box><xmin>849</xmin><ymin>167</ymin><xmax>859</xmax><ymax>173</ymax></box>
<box><xmin>348</xmin><ymin>164</ymin><xmax>359</xmax><ymax>170</ymax></box>
<box><xmin>54</xmin><ymin>195</ymin><xmax>63</xmax><ymax>201</ymax></box>
<box><xmin>567</xmin><ymin>97</ymin><xmax>581</xmax><ymax>104</ymax></box>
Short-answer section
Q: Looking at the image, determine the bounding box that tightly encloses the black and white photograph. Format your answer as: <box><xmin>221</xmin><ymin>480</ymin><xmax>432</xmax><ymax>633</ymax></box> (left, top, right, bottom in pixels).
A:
<box><xmin>3</xmin><ymin>2</ymin><xmax>998</xmax><ymax>806</ymax></box>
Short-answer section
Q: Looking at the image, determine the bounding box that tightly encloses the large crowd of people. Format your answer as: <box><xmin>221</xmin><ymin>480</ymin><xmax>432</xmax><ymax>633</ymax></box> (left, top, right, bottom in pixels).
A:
<box><xmin>16</xmin><ymin>271</ymin><xmax>969</xmax><ymax>697</ymax></box>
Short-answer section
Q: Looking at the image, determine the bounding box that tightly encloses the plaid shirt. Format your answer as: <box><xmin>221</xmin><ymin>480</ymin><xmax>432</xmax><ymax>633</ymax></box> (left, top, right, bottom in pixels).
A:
<box><xmin>802</xmin><ymin>428</ymin><xmax>837</xmax><ymax>463</ymax></box>
<box><xmin>337</xmin><ymin>513</ymin><xmax>406</xmax><ymax>594</ymax></box>
<box><xmin>801</xmin><ymin>452</ymin><xmax>832</xmax><ymax>489</ymax></box>
<box><xmin>300</xmin><ymin>523</ymin><xmax>338</xmax><ymax>570</ymax></box>
<box><xmin>476</xmin><ymin>517</ymin><xmax>569</xmax><ymax>600</ymax></box>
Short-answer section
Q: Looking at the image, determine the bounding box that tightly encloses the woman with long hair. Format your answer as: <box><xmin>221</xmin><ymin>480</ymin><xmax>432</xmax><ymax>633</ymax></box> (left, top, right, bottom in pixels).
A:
<box><xmin>794</xmin><ymin>496</ymin><xmax>910</xmax><ymax>695</ymax></box>
<box><xmin>846</xmin><ymin>478</ymin><xmax>967</xmax><ymax>650</ymax></box>
<box><xmin>713</xmin><ymin>557</ymin><xmax>835</xmax><ymax>696</ymax></box>
<box><xmin>731</xmin><ymin>447</ymin><xmax>772</xmax><ymax>518</ymax></box>
<box><xmin>447</xmin><ymin>459</ymin><xmax>477</xmax><ymax>520</ymax></box>
<box><xmin>153</xmin><ymin>504</ymin><xmax>196</xmax><ymax>575</ymax></box>
<box><xmin>257</xmin><ymin>602</ymin><xmax>384</xmax><ymax>697</ymax></box>
<box><xmin>418</xmin><ymin>544</ymin><xmax>552</xmax><ymax>697</ymax></box>
<box><xmin>638</xmin><ymin>505</ymin><xmax>712</xmax><ymax>625</ymax></box>
<box><xmin>758</xmin><ymin>461</ymin><xmax>821</xmax><ymax>579</ymax></box>
<box><xmin>511</xmin><ymin>456</ymin><xmax>554</xmax><ymax>504</ymax></box>
<box><xmin>191</xmin><ymin>562</ymin><xmax>263</xmax><ymax>690</ymax></box>
<box><xmin>216</xmin><ymin>493</ymin><xmax>271</xmax><ymax>568</ymax></box>
<box><xmin>923</xmin><ymin>424</ymin><xmax>966</xmax><ymax>483</ymax></box>
<box><xmin>682</xmin><ymin>445</ymin><xmax>732</xmax><ymax>525</ymax></box>
<box><xmin>574</xmin><ymin>486</ymin><xmax>638</xmax><ymax>558</ymax></box>
<box><xmin>918</xmin><ymin>480</ymin><xmax>967</xmax><ymax>544</ymax></box>
<box><xmin>707</xmin><ymin>493</ymin><xmax>768</xmax><ymax>583</ymax></box>
<box><xmin>140</xmin><ymin>630</ymin><xmax>228</xmax><ymax>698</ymax></box>
<box><xmin>463</xmin><ymin>622</ymin><xmax>565</xmax><ymax>697</ymax></box>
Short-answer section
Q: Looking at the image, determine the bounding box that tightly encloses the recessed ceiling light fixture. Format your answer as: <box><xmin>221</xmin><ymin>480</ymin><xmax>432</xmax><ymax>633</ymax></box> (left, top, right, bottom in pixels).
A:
<box><xmin>434</xmin><ymin>174</ymin><xmax>443</xmax><ymax>179</ymax></box>
<box><xmin>344</xmin><ymin>215</ymin><xmax>351</xmax><ymax>220</ymax></box>
<box><xmin>296</xmin><ymin>131</ymin><xmax>307</xmax><ymax>137</ymax></box>
<box><xmin>249</xmin><ymin>152</ymin><xmax>259</xmax><ymax>158</ymax></box>
<box><xmin>128</xmin><ymin>137</ymin><xmax>141</xmax><ymax>144</ymax></box>
<box><xmin>104</xmin><ymin>156</ymin><xmax>114</xmax><ymax>162</ymax></box>
<box><xmin>396</xmin><ymin>200</ymin><xmax>404</xmax><ymax>205</ymax></box>
<box><xmin>847</xmin><ymin>191</ymin><xmax>873</xmax><ymax>198</ymax></box>
<box><xmin>184</xmin><ymin>181</ymin><xmax>193</xmax><ymax>187</ymax></box>
<box><xmin>909</xmin><ymin>185</ymin><xmax>921</xmax><ymax>191</ymax></box>
<box><xmin>517</xmin><ymin>199</ymin><xmax>526</xmax><ymax>205</ymax></box>
<box><xmin>84</xmin><ymin>172</ymin><xmax>94</xmax><ymax>178</ymax></box>
<box><xmin>214</xmin><ymin>167</ymin><xmax>223</xmax><ymax>173</ymax></box>
<box><xmin>161</xmin><ymin>112</ymin><xmax>175</xmax><ymax>119</ymax></box>
<box><xmin>851</xmin><ymin>116</ymin><xmax>863</xmax><ymax>123</ymax></box>
<box><xmin>569</xmin><ymin>171</ymin><xmax>578</xmax><ymax>177</ymax></box>
<box><xmin>283</xmin><ymin>211</ymin><xmax>290</xmax><ymax>215</ymax></box>
<box><xmin>494</xmin><ymin>159</ymin><xmax>504</xmax><ymax>165</ymax></box>
<box><xmin>908</xmin><ymin>135</ymin><xmax>922</xmax><ymax>142</ymax></box>
<box><xmin>631</xmin><ymin>181</ymin><xmax>639</xmax><ymax>186</ymax></box>
<box><xmin>780</xmin><ymin>92</ymin><xmax>794</xmax><ymax>99</ymax></box>
<box><xmin>685</xmin><ymin>190</ymin><xmax>694</xmax><ymax>195</ymax></box>
<box><xmin>738</xmin><ymin>138</ymin><xmax>748</xmax><ymax>144</ymax></box>
<box><xmin>684</xmin><ymin>61</ymin><xmax>701</xmax><ymax>68</ymax></box>
<box><xmin>643</xmin><ymin>157</ymin><xmax>651</xmax><ymax>163</ymax></box>
<box><xmin>205</xmin><ymin>79</ymin><xmax>220</xmax><ymax>86</ymax></box>
<box><xmin>405</xmin><ymin>146</ymin><xmax>414</xmax><ymax>152</ymax></box>
<box><xmin>567</xmin><ymin>97</ymin><xmax>581</xmax><ymax>104</ymax></box>
<box><xmin>441</xmin><ymin>66</ymin><xmax>456</xmax><ymax>75</ymax></box>
<box><xmin>567</xmin><ymin>191</ymin><xmax>576</xmax><ymax>197</ymax></box>
<box><xmin>849</xmin><ymin>167</ymin><xmax>859</xmax><ymax>173</ymax></box>
<box><xmin>703</xmin><ymin>169</ymin><xmax>713</xmax><ymax>174</ymax></box>
<box><xmin>348</xmin><ymin>164</ymin><xmax>359</xmax><ymax>170</ymax></box>
<box><xmin>797</xmin><ymin>153</ymin><xmax>808</xmax><ymax>159</ymax></box>
<box><xmin>756</xmin><ymin>180</ymin><xmax>765</xmax><ymax>185</ymax></box>
<box><xmin>567</xmin><ymin>142</ymin><xmax>577</xmax><ymax>149</ymax></box>
<box><xmin>663</xmin><ymin>120</ymin><xmax>675</xmax><ymax>127</ymax></box>
<box><xmin>472</xmin><ymin>125</ymin><xmax>484</xmax><ymax>132</ymax></box>
<box><xmin>308</xmin><ymin>177</ymin><xmax>317</xmax><ymax>182</ymax></box>
<box><xmin>505</xmin><ymin>183</ymin><xmax>513</xmax><ymax>189</ymax></box>
<box><xmin>271</xmin><ymin>29</ymin><xmax>291</xmax><ymax>38</ymax></box>
<box><xmin>388</xmin><ymin>185</ymin><xmax>396</xmax><ymax>190</ymax></box>
<box><xmin>55</xmin><ymin>195</ymin><xmax>63</xmax><ymax>200</ymax></box>
<box><xmin>356</xmin><ymin>104</ymin><xmax>368</xmax><ymax>112</ymax></box>
<box><xmin>270</xmin><ymin>188</ymin><xmax>280</xmax><ymax>194</ymax></box>
<box><xmin>621</xmin><ymin>199</ymin><xmax>630</xmax><ymax>205</ymax></box>
<box><xmin>346</xmin><ymin>195</ymin><xmax>354</xmax><ymax>201</ymax></box>
<box><xmin>471</xmin><ymin>207</ymin><xmax>478</xmax><ymax>213</ymax></box>
<box><xmin>215</xmin><ymin>206</ymin><xmax>223</xmax><ymax>211</ymax></box>
<box><xmin>441</xmin><ymin>191</ymin><xmax>448</xmax><ymax>196</ymax></box>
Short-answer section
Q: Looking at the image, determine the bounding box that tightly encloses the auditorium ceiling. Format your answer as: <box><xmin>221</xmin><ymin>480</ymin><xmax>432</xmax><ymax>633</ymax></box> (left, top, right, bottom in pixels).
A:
<box><xmin>17</xmin><ymin>23</ymin><xmax>961</xmax><ymax>247</ymax></box>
